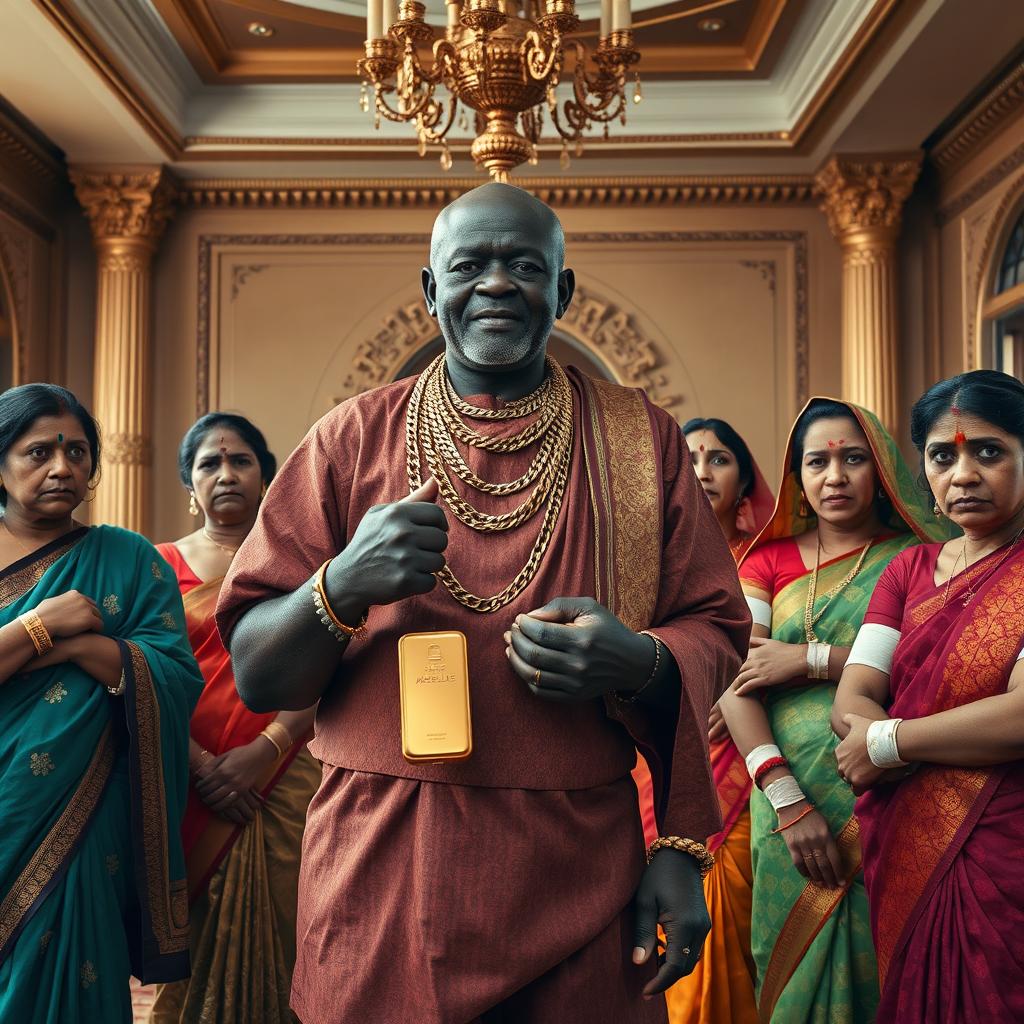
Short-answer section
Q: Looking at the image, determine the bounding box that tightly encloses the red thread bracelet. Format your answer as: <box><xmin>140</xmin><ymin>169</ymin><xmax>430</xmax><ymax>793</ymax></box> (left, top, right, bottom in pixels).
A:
<box><xmin>771</xmin><ymin>803</ymin><xmax>815</xmax><ymax>834</ymax></box>
<box><xmin>754</xmin><ymin>756</ymin><xmax>788</xmax><ymax>787</ymax></box>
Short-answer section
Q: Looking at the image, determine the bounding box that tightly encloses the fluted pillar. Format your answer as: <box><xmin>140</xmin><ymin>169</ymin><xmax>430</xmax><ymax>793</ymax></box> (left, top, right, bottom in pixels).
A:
<box><xmin>71</xmin><ymin>168</ymin><xmax>176</xmax><ymax>533</ymax></box>
<box><xmin>816</xmin><ymin>153</ymin><xmax>922</xmax><ymax>432</ymax></box>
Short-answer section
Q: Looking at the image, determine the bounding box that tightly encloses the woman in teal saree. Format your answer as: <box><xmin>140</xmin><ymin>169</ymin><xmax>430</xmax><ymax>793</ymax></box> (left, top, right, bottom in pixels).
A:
<box><xmin>0</xmin><ymin>384</ymin><xmax>203</xmax><ymax>1022</ymax></box>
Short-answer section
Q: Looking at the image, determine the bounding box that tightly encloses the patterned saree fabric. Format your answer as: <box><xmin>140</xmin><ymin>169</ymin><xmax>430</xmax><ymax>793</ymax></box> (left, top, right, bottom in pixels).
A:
<box><xmin>856</xmin><ymin>542</ymin><xmax>1024</xmax><ymax>1023</ymax></box>
<box><xmin>736</xmin><ymin>399</ymin><xmax>944</xmax><ymax>1024</ymax></box>
<box><xmin>0</xmin><ymin>526</ymin><xmax>202</xmax><ymax>1023</ymax></box>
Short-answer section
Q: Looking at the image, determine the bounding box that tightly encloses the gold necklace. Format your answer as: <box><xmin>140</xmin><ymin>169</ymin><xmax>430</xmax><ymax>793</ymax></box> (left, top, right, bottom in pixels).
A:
<box><xmin>941</xmin><ymin>526</ymin><xmax>1024</xmax><ymax>609</ymax></box>
<box><xmin>803</xmin><ymin>536</ymin><xmax>875</xmax><ymax>642</ymax></box>
<box><xmin>406</xmin><ymin>354</ymin><xmax>573</xmax><ymax>613</ymax></box>
<box><xmin>202</xmin><ymin>527</ymin><xmax>238</xmax><ymax>559</ymax></box>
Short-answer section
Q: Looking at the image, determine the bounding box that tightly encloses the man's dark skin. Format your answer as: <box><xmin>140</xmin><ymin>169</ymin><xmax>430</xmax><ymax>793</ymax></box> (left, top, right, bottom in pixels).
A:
<box><xmin>229</xmin><ymin>182</ymin><xmax>711</xmax><ymax>997</ymax></box>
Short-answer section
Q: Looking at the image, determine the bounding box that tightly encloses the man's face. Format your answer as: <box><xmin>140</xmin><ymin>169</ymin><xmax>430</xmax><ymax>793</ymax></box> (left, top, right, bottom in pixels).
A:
<box><xmin>422</xmin><ymin>197</ymin><xmax>572</xmax><ymax>374</ymax></box>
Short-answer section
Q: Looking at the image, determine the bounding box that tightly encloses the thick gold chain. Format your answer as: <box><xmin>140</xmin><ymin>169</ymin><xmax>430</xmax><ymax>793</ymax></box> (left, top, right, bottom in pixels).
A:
<box><xmin>405</xmin><ymin>355</ymin><xmax>573</xmax><ymax>612</ymax></box>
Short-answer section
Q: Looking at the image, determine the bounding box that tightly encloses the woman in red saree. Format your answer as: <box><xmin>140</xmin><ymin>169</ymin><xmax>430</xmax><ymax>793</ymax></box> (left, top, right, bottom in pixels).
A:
<box><xmin>835</xmin><ymin>370</ymin><xmax>1024</xmax><ymax>1023</ymax></box>
<box><xmin>659</xmin><ymin>418</ymin><xmax>772</xmax><ymax>1024</ymax></box>
<box><xmin>149</xmin><ymin>414</ymin><xmax>318</xmax><ymax>1024</ymax></box>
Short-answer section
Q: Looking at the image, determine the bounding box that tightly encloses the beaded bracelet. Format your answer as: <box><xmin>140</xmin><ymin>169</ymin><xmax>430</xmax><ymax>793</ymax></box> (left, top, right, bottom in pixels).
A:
<box><xmin>311</xmin><ymin>560</ymin><xmax>367</xmax><ymax>641</ymax></box>
<box><xmin>646</xmin><ymin>836</ymin><xmax>715</xmax><ymax>879</ymax></box>
<box><xmin>615</xmin><ymin>631</ymin><xmax>662</xmax><ymax>704</ymax></box>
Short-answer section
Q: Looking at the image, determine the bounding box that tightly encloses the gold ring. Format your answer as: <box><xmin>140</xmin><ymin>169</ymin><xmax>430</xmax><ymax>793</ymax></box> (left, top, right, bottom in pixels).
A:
<box><xmin>681</xmin><ymin>947</ymin><xmax>691</xmax><ymax>957</ymax></box>
<box><xmin>534</xmin><ymin>668</ymin><xmax>541</xmax><ymax>686</ymax></box>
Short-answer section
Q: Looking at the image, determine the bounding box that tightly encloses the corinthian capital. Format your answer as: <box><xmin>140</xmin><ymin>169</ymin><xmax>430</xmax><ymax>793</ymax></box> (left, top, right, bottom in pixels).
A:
<box><xmin>815</xmin><ymin>153</ymin><xmax>923</xmax><ymax>241</ymax></box>
<box><xmin>71</xmin><ymin>166</ymin><xmax>177</xmax><ymax>248</ymax></box>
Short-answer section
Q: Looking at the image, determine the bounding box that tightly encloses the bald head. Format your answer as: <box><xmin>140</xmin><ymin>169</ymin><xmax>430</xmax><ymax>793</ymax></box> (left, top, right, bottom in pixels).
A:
<box><xmin>429</xmin><ymin>182</ymin><xmax>565</xmax><ymax>270</ymax></box>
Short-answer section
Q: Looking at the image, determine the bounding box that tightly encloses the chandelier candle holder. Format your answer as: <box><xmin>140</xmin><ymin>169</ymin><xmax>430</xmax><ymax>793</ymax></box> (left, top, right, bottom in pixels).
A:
<box><xmin>357</xmin><ymin>0</ymin><xmax>642</xmax><ymax>181</ymax></box>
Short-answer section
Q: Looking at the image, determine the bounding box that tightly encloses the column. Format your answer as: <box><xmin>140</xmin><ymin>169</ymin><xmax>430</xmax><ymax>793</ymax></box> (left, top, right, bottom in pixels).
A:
<box><xmin>815</xmin><ymin>153</ymin><xmax>922</xmax><ymax>432</ymax></box>
<box><xmin>71</xmin><ymin>167</ymin><xmax>176</xmax><ymax>533</ymax></box>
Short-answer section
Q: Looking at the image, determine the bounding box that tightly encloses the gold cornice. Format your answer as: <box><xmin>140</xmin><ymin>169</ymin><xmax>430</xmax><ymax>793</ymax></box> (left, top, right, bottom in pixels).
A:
<box><xmin>179</xmin><ymin>174</ymin><xmax>816</xmax><ymax>209</ymax></box>
<box><xmin>0</xmin><ymin>113</ymin><xmax>63</xmax><ymax>187</ymax></box>
<box><xmin>929</xmin><ymin>61</ymin><xmax>1024</xmax><ymax>176</ymax></box>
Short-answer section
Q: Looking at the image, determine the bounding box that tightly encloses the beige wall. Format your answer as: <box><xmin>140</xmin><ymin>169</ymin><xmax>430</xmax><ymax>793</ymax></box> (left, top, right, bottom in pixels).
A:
<box><xmin>150</xmin><ymin>201</ymin><xmax>842</xmax><ymax>542</ymax></box>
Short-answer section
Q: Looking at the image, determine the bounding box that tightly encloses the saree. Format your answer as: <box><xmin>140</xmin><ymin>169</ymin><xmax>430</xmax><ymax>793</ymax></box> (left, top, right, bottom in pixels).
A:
<box><xmin>856</xmin><ymin>543</ymin><xmax>1024</xmax><ymax>1022</ymax></box>
<box><xmin>666</xmin><ymin>457</ymin><xmax>774</xmax><ymax>1024</ymax></box>
<box><xmin>0</xmin><ymin>525</ymin><xmax>203</xmax><ymax>1023</ymax></box>
<box><xmin>737</xmin><ymin>399</ymin><xmax>946</xmax><ymax>1024</ymax></box>
<box><xmin>149</xmin><ymin>544</ymin><xmax>319</xmax><ymax>1024</ymax></box>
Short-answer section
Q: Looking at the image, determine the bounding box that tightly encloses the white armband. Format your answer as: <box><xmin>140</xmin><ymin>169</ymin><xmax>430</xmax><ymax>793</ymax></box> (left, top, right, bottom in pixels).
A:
<box><xmin>746</xmin><ymin>596</ymin><xmax>772</xmax><ymax>629</ymax></box>
<box><xmin>745</xmin><ymin>743</ymin><xmax>783</xmax><ymax>780</ymax></box>
<box><xmin>846</xmin><ymin>623</ymin><xmax>901</xmax><ymax>675</ymax></box>
<box><xmin>762</xmin><ymin>775</ymin><xmax>806</xmax><ymax>812</ymax></box>
<box><xmin>866</xmin><ymin>718</ymin><xmax>907</xmax><ymax>768</ymax></box>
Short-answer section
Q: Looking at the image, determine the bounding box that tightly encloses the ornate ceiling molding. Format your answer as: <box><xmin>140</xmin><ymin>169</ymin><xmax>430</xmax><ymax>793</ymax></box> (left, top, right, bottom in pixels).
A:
<box><xmin>180</xmin><ymin>174</ymin><xmax>816</xmax><ymax>209</ymax></box>
<box><xmin>938</xmin><ymin>140</ymin><xmax>1024</xmax><ymax>225</ymax></box>
<box><xmin>930</xmin><ymin>61</ymin><xmax>1024</xmax><ymax>176</ymax></box>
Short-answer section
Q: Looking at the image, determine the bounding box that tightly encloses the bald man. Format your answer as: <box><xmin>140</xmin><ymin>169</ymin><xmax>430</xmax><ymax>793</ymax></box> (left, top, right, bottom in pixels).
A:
<box><xmin>218</xmin><ymin>183</ymin><xmax>749</xmax><ymax>1023</ymax></box>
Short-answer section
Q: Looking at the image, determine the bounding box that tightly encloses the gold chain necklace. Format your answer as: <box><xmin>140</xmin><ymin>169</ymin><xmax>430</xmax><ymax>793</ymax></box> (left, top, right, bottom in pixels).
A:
<box><xmin>803</xmin><ymin>536</ymin><xmax>875</xmax><ymax>642</ymax></box>
<box><xmin>406</xmin><ymin>354</ymin><xmax>573</xmax><ymax>613</ymax></box>
<box><xmin>941</xmin><ymin>526</ymin><xmax>1024</xmax><ymax>609</ymax></box>
<box><xmin>202</xmin><ymin>527</ymin><xmax>238</xmax><ymax>559</ymax></box>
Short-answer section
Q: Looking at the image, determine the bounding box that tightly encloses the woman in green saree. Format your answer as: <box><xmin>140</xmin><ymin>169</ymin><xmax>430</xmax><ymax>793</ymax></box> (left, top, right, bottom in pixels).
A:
<box><xmin>0</xmin><ymin>384</ymin><xmax>203</xmax><ymax>1023</ymax></box>
<box><xmin>719</xmin><ymin>398</ymin><xmax>945</xmax><ymax>1023</ymax></box>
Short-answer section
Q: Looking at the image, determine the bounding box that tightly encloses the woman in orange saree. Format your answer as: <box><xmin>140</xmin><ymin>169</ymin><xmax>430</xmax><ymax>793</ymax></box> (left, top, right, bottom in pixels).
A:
<box><xmin>149</xmin><ymin>414</ymin><xmax>318</xmax><ymax>1024</ymax></box>
<box><xmin>660</xmin><ymin>417</ymin><xmax>773</xmax><ymax>1024</ymax></box>
<box><xmin>835</xmin><ymin>371</ymin><xmax>1024</xmax><ymax>1023</ymax></box>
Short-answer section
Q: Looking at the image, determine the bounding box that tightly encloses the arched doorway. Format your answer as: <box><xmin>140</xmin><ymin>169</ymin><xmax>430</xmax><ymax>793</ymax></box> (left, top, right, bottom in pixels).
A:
<box><xmin>981</xmin><ymin>203</ymin><xmax>1024</xmax><ymax>377</ymax></box>
<box><xmin>392</xmin><ymin>328</ymin><xmax>616</xmax><ymax>382</ymax></box>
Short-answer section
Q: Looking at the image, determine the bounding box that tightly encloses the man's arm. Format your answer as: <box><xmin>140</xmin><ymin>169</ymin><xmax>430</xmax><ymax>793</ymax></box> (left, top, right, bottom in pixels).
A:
<box><xmin>229</xmin><ymin>478</ymin><xmax>448</xmax><ymax>712</ymax></box>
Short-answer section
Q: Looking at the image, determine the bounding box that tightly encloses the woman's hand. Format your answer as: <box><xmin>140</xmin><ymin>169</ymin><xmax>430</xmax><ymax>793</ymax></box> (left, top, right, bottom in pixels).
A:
<box><xmin>33</xmin><ymin>591</ymin><xmax>103</xmax><ymax>639</ymax></box>
<box><xmin>734</xmin><ymin>637</ymin><xmax>807</xmax><ymax>695</ymax></box>
<box><xmin>708</xmin><ymin>702</ymin><xmax>730</xmax><ymax>745</ymax></box>
<box><xmin>776</xmin><ymin>800</ymin><xmax>844</xmax><ymax>888</ymax></box>
<box><xmin>834</xmin><ymin>712</ymin><xmax>912</xmax><ymax>795</ymax></box>
<box><xmin>193</xmin><ymin>740</ymin><xmax>276</xmax><ymax>825</ymax></box>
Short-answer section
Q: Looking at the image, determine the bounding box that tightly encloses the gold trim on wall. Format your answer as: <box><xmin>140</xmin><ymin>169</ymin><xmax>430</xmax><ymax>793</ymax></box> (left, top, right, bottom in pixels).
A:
<box><xmin>180</xmin><ymin>175</ymin><xmax>817</xmax><ymax>209</ymax></box>
<box><xmin>195</xmin><ymin>230</ymin><xmax>808</xmax><ymax>417</ymax></box>
<box><xmin>930</xmin><ymin>61</ymin><xmax>1024</xmax><ymax>177</ymax></box>
<box><xmin>939</xmin><ymin>140</ymin><xmax>1024</xmax><ymax>226</ymax></box>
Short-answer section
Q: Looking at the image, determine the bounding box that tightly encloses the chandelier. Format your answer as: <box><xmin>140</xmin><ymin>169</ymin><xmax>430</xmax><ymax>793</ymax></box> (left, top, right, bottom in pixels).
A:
<box><xmin>357</xmin><ymin>1</ymin><xmax>642</xmax><ymax>181</ymax></box>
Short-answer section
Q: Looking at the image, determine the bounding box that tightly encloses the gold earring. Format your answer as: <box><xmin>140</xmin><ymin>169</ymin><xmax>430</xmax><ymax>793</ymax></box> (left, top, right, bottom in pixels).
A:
<box><xmin>189</xmin><ymin>491</ymin><xmax>199</xmax><ymax>517</ymax></box>
<box><xmin>798</xmin><ymin>492</ymin><xmax>810</xmax><ymax>518</ymax></box>
<box><xmin>933</xmin><ymin>501</ymin><xmax>942</xmax><ymax>517</ymax></box>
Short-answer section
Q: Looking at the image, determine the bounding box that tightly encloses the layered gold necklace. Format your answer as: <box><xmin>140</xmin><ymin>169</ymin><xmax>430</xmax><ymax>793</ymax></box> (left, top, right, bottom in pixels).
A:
<box><xmin>405</xmin><ymin>354</ymin><xmax>573</xmax><ymax>612</ymax></box>
<box><xmin>803</xmin><ymin>537</ymin><xmax>875</xmax><ymax>642</ymax></box>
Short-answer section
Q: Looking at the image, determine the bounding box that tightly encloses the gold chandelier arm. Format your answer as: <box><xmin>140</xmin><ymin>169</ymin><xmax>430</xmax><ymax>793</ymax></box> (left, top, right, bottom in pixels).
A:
<box><xmin>522</xmin><ymin>28</ymin><xmax>561</xmax><ymax>83</ymax></box>
<box><xmin>418</xmin><ymin>95</ymin><xmax>459</xmax><ymax>143</ymax></box>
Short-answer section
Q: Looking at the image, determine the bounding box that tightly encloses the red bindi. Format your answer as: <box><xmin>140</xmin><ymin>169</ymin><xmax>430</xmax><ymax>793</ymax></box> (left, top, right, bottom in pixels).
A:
<box><xmin>954</xmin><ymin>428</ymin><xmax>967</xmax><ymax>446</ymax></box>
<box><xmin>826</xmin><ymin>440</ymin><xmax>846</xmax><ymax>449</ymax></box>
<box><xmin>698</xmin><ymin>444</ymin><xmax>705</xmax><ymax>452</ymax></box>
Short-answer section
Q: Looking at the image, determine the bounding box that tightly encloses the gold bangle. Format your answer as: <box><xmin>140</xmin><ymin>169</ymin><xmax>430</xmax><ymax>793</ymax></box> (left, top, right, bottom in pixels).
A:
<box><xmin>19</xmin><ymin>611</ymin><xmax>53</xmax><ymax>656</ymax></box>
<box><xmin>312</xmin><ymin>560</ymin><xmax>368</xmax><ymax>640</ymax></box>
<box><xmin>259</xmin><ymin>728</ymin><xmax>284</xmax><ymax>759</ymax></box>
<box><xmin>262</xmin><ymin>720</ymin><xmax>292</xmax><ymax>754</ymax></box>
<box><xmin>646</xmin><ymin>836</ymin><xmax>716</xmax><ymax>879</ymax></box>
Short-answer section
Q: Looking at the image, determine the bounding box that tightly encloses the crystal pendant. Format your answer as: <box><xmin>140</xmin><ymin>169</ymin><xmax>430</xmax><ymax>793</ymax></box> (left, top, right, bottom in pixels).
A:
<box><xmin>418</xmin><ymin>135</ymin><xmax>427</xmax><ymax>158</ymax></box>
<box><xmin>440</xmin><ymin>145</ymin><xmax>453</xmax><ymax>171</ymax></box>
<box><xmin>574</xmin><ymin>139</ymin><xmax>584</xmax><ymax>157</ymax></box>
<box><xmin>560</xmin><ymin>143</ymin><xmax>570</xmax><ymax>170</ymax></box>
<box><xmin>528</xmin><ymin>147</ymin><xmax>539</xmax><ymax>166</ymax></box>
<box><xmin>633</xmin><ymin>74</ymin><xmax>643</xmax><ymax>104</ymax></box>
<box><xmin>359</xmin><ymin>84</ymin><xmax>369</xmax><ymax>113</ymax></box>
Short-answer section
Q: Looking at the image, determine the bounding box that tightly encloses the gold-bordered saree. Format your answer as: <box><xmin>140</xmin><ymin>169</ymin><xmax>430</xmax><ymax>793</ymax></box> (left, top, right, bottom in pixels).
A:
<box><xmin>0</xmin><ymin>525</ymin><xmax>203</xmax><ymax>1023</ymax></box>
<box><xmin>737</xmin><ymin>399</ymin><xmax>948</xmax><ymax>1024</ymax></box>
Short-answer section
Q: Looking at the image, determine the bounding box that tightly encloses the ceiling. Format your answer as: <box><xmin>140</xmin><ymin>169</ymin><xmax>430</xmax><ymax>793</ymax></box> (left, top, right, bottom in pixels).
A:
<box><xmin>0</xmin><ymin>0</ymin><xmax>1021</xmax><ymax>180</ymax></box>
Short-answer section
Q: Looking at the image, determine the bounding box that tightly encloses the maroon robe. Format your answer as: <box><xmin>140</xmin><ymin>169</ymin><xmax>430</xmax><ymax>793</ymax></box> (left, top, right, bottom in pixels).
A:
<box><xmin>217</xmin><ymin>367</ymin><xmax>749</xmax><ymax>1023</ymax></box>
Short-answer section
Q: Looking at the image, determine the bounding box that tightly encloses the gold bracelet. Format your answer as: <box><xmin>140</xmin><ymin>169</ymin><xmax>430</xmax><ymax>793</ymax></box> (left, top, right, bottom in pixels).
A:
<box><xmin>19</xmin><ymin>611</ymin><xmax>53</xmax><ymax>656</ymax></box>
<box><xmin>262</xmin><ymin>720</ymin><xmax>292</xmax><ymax>756</ymax></box>
<box><xmin>646</xmin><ymin>836</ymin><xmax>716</xmax><ymax>879</ymax></box>
<box><xmin>259</xmin><ymin>728</ymin><xmax>284</xmax><ymax>758</ymax></box>
<box><xmin>615</xmin><ymin>630</ymin><xmax>662</xmax><ymax>704</ymax></box>
<box><xmin>312</xmin><ymin>560</ymin><xmax>368</xmax><ymax>640</ymax></box>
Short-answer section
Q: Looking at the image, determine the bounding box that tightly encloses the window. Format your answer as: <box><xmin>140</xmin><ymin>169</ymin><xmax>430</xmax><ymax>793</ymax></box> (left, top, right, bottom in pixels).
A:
<box><xmin>982</xmin><ymin>202</ymin><xmax>1024</xmax><ymax>377</ymax></box>
<box><xmin>998</xmin><ymin>210</ymin><xmax>1024</xmax><ymax>293</ymax></box>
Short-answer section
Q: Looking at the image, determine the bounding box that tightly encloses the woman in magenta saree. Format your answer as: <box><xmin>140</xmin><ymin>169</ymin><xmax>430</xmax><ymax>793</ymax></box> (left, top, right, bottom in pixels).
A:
<box><xmin>834</xmin><ymin>370</ymin><xmax>1024</xmax><ymax>1023</ymax></box>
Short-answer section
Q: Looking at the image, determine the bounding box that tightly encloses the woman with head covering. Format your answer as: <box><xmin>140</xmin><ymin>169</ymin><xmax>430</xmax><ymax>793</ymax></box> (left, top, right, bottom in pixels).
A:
<box><xmin>834</xmin><ymin>370</ymin><xmax>1024</xmax><ymax>1023</ymax></box>
<box><xmin>662</xmin><ymin>417</ymin><xmax>773</xmax><ymax>1024</ymax></box>
<box><xmin>0</xmin><ymin>384</ymin><xmax>202</xmax><ymax>1022</ymax></box>
<box><xmin>148</xmin><ymin>413</ymin><xmax>319</xmax><ymax>1024</ymax></box>
<box><xmin>718</xmin><ymin>398</ymin><xmax>946</xmax><ymax>1023</ymax></box>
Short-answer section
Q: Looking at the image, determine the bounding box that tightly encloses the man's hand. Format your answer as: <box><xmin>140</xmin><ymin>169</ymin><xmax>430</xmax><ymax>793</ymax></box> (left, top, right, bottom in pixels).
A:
<box><xmin>503</xmin><ymin>597</ymin><xmax>654</xmax><ymax>702</ymax></box>
<box><xmin>327</xmin><ymin>477</ymin><xmax>449</xmax><ymax>611</ymax></box>
<box><xmin>632</xmin><ymin>850</ymin><xmax>710</xmax><ymax>995</ymax></box>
